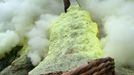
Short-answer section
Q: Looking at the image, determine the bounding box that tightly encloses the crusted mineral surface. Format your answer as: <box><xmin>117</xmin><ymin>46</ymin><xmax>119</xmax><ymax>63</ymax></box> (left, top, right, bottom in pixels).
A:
<box><xmin>29</xmin><ymin>5</ymin><xmax>102</xmax><ymax>75</ymax></box>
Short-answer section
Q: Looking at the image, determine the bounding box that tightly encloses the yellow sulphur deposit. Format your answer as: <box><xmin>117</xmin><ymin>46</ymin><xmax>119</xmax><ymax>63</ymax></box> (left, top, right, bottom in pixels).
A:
<box><xmin>29</xmin><ymin>5</ymin><xmax>102</xmax><ymax>75</ymax></box>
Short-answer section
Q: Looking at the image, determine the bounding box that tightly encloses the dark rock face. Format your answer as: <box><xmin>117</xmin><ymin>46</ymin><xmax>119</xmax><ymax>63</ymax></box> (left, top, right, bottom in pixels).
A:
<box><xmin>0</xmin><ymin>45</ymin><xmax>35</xmax><ymax>75</ymax></box>
<box><xmin>64</xmin><ymin>0</ymin><xmax>71</xmax><ymax>12</ymax></box>
<box><xmin>0</xmin><ymin>46</ymin><xmax>23</xmax><ymax>71</ymax></box>
<box><xmin>0</xmin><ymin>55</ymin><xmax>35</xmax><ymax>75</ymax></box>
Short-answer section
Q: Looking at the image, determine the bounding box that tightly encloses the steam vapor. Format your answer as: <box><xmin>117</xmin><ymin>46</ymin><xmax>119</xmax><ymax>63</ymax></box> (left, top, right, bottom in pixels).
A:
<box><xmin>0</xmin><ymin>0</ymin><xmax>64</xmax><ymax>65</ymax></box>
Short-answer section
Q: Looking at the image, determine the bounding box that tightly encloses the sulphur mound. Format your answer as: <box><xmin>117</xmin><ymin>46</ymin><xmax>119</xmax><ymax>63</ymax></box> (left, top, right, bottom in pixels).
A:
<box><xmin>29</xmin><ymin>5</ymin><xmax>102</xmax><ymax>75</ymax></box>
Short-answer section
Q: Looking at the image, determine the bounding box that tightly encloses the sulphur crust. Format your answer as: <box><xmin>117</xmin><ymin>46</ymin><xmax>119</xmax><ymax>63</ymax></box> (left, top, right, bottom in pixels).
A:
<box><xmin>29</xmin><ymin>5</ymin><xmax>102</xmax><ymax>75</ymax></box>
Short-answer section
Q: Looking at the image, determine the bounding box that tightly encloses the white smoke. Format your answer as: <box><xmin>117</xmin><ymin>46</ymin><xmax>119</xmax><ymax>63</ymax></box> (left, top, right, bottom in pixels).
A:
<box><xmin>0</xmin><ymin>0</ymin><xmax>64</xmax><ymax>65</ymax></box>
<box><xmin>78</xmin><ymin>0</ymin><xmax>134</xmax><ymax>67</ymax></box>
<box><xmin>27</xmin><ymin>14</ymin><xmax>58</xmax><ymax>65</ymax></box>
<box><xmin>0</xmin><ymin>30</ymin><xmax>19</xmax><ymax>58</ymax></box>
